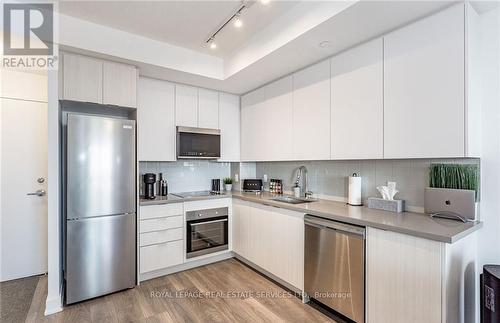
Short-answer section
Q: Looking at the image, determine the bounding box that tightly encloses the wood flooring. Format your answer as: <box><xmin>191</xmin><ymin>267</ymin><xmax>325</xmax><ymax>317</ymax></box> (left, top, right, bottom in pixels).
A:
<box><xmin>18</xmin><ymin>258</ymin><xmax>335</xmax><ymax>322</ymax></box>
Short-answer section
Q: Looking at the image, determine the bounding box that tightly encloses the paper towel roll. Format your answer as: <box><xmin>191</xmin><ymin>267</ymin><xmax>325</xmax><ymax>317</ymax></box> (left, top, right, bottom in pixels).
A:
<box><xmin>348</xmin><ymin>175</ymin><xmax>362</xmax><ymax>206</ymax></box>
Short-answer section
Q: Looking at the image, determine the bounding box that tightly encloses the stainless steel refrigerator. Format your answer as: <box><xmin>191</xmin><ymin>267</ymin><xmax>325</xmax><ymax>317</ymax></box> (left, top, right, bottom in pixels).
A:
<box><xmin>65</xmin><ymin>113</ymin><xmax>136</xmax><ymax>304</ymax></box>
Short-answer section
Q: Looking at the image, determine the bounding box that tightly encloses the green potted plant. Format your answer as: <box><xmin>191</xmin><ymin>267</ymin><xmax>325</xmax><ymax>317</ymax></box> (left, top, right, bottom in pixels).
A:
<box><xmin>223</xmin><ymin>177</ymin><xmax>233</xmax><ymax>192</ymax></box>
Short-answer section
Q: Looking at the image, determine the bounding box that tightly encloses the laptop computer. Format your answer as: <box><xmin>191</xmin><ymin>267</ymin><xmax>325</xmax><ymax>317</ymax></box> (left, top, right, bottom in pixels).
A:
<box><xmin>424</xmin><ymin>187</ymin><xmax>477</xmax><ymax>222</ymax></box>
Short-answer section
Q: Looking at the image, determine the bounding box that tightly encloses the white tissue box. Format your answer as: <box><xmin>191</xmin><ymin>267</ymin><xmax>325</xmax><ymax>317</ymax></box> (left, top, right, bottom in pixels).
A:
<box><xmin>368</xmin><ymin>197</ymin><xmax>405</xmax><ymax>213</ymax></box>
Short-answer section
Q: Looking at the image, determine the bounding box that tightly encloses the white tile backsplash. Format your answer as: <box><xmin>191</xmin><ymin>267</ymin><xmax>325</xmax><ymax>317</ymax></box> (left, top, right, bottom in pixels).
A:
<box><xmin>255</xmin><ymin>159</ymin><xmax>479</xmax><ymax>208</ymax></box>
<box><xmin>139</xmin><ymin>161</ymin><xmax>231</xmax><ymax>193</ymax></box>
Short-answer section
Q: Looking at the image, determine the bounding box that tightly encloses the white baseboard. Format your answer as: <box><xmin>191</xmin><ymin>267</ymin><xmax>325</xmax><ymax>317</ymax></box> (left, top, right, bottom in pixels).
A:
<box><xmin>44</xmin><ymin>296</ymin><xmax>63</xmax><ymax>316</ymax></box>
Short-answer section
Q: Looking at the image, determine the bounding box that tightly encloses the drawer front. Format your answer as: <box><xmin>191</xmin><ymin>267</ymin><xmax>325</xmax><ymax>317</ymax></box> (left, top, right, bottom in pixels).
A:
<box><xmin>140</xmin><ymin>215</ymin><xmax>183</xmax><ymax>233</ymax></box>
<box><xmin>140</xmin><ymin>240</ymin><xmax>183</xmax><ymax>273</ymax></box>
<box><xmin>140</xmin><ymin>228</ymin><xmax>183</xmax><ymax>247</ymax></box>
<box><xmin>140</xmin><ymin>203</ymin><xmax>183</xmax><ymax>220</ymax></box>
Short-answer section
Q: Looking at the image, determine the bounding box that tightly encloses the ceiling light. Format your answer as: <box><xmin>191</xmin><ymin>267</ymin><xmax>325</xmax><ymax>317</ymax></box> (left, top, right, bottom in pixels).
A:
<box><xmin>234</xmin><ymin>14</ymin><xmax>243</xmax><ymax>28</ymax></box>
<box><xmin>261</xmin><ymin>0</ymin><xmax>270</xmax><ymax>5</ymax></box>
<box><xmin>209</xmin><ymin>39</ymin><xmax>217</xmax><ymax>49</ymax></box>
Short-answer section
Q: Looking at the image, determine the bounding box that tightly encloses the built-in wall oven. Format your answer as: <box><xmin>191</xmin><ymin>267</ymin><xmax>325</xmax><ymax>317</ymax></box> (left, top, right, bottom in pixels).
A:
<box><xmin>186</xmin><ymin>207</ymin><xmax>228</xmax><ymax>258</ymax></box>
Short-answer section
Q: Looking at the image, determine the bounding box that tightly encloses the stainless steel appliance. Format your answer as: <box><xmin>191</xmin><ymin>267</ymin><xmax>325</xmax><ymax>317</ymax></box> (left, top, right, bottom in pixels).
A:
<box><xmin>177</xmin><ymin>126</ymin><xmax>220</xmax><ymax>159</ymax></box>
<box><xmin>211</xmin><ymin>179</ymin><xmax>221</xmax><ymax>193</ymax></box>
<box><xmin>64</xmin><ymin>114</ymin><xmax>136</xmax><ymax>304</ymax></box>
<box><xmin>242</xmin><ymin>179</ymin><xmax>263</xmax><ymax>192</ymax></box>
<box><xmin>143</xmin><ymin>173</ymin><xmax>156</xmax><ymax>199</ymax></box>
<box><xmin>186</xmin><ymin>207</ymin><xmax>228</xmax><ymax>258</ymax></box>
<box><xmin>304</xmin><ymin>215</ymin><xmax>365</xmax><ymax>323</ymax></box>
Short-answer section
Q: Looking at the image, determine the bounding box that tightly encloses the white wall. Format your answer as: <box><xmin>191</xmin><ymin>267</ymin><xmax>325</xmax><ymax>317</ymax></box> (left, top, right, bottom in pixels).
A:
<box><xmin>477</xmin><ymin>6</ymin><xmax>500</xmax><ymax>322</ymax></box>
<box><xmin>45</xmin><ymin>69</ymin><xmax>62</xmax><ymax>315</ymax></box>
<box><xmin>478</xmin><ymin>7</ymin><xmax>500</xmax><ymax>266</ymax></box>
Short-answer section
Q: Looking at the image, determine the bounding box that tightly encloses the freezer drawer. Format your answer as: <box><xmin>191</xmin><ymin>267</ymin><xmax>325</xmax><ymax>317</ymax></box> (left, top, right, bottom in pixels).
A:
<box><xmin>304</xmin><ymin>215</ymin><xmax>365</xmax><ymax>323</ymax></box>
<box><xmin>66</xmin><ymin>213</ymin><xmax>136</xmax><ymax>304</ymax></box>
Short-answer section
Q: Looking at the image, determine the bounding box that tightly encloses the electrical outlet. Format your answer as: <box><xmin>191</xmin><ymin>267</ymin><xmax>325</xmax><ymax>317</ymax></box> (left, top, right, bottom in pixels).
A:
<box><xmin>263</xmin><ymin>174</ymin><xmax>268</xmax><ymax>183</ymax></box>
<box><xmin>235</xmin><ymin>174</ymin><xmax>239</xmax><ymax>182</ymax></box>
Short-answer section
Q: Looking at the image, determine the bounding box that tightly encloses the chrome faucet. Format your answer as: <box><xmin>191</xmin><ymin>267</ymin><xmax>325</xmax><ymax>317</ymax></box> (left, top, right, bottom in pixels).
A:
<box><xmin>295</xmin><ymin>166</ymin><xmax>313</xmax><ymax>199</ymax></box>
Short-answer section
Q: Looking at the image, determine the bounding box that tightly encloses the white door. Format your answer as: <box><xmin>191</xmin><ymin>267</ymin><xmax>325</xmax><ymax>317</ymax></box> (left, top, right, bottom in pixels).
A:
<box><xmin>102</xmin><ymin>61</ymin><xmax>137</xmax><ymax>108</ymax></box>
<box><xmin>383</xmin><ymin>4</ymin><xmax>465</xmax><ymax>158</ymax></box>
<box><xmin>137</xmin><ymin>77</ymin><xmax>176</xmax><ymax>161</ymax></box>
<box><xmin>62</xmin><ymin>53</ymin><xmax>103</xmax><ymax>104</ymax></box>
<box><xmin>175</xmin><ymin>84</ymin><xmax>198</xmax><ymax>127</ymax></box>
<box><xmin>241</xmin><ymin>87</ymin><xmax>266</xmax><ymax>161</ymax></box>
<box><xmin>293</xmin><ymin>60</ymin><xmax>331</xmax><ymax>160</ymax></box>
<box><xmin>197</xmin><ymin>88</ymin><xmax>219</xmax><ymax>129</ymax></box>
<box><xmin>218</xmin><ymin>93</ymin><xmax>240</xmax><ymax>162</ymax></box>
<box><xmin>331</xmin><ymin>38</ymin><xmax>383</xmax><ymax>159</ymax></box>
<box><xmin>264</xmin><ymin>76</ymin><xmax>294</xmax><ymax>161</ymax></box>
<box><xmin>1</xmin><ymin>97</ymin><xmax>48</xmax><ymax>281</ymax></box>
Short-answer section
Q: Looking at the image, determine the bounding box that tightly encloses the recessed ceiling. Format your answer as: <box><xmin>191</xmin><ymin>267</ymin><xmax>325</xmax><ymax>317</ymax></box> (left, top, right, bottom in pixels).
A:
<box><xmin>59</xmin><ymin>1</ymin><xmax>299</xmax><ymax>58</ymax></box>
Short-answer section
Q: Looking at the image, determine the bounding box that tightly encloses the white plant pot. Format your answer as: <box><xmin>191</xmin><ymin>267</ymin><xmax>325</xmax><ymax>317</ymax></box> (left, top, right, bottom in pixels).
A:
<box><xmin>225</xmin><ymin>184</ymin><xmax>232</xmax><ymax>192</ymax></box>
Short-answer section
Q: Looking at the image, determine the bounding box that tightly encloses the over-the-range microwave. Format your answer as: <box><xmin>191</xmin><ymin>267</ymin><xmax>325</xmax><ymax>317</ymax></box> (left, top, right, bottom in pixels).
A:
<box><xmin>176</xmin><ymin>126</ymin><xmax>221</xmax><ymax>159</ymax></box>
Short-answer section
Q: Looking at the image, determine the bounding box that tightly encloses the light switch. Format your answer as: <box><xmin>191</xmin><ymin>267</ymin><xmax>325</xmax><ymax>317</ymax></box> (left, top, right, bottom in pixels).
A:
<box><xmin>263</xmin><ymin>174</ymin><xmax>268</xmax><ymax>183</ymax></box>
<box><xmin>235</xmin><ymin>174</ymin><xmax>239</xmax><ymax>182</ymax></box>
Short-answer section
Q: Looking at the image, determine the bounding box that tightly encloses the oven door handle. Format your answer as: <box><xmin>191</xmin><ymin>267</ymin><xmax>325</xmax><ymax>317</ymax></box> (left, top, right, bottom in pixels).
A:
<box><xmin>189</xmin><ymin>218</ymin><xmax>228</xmax><ymax>226</ymax></box>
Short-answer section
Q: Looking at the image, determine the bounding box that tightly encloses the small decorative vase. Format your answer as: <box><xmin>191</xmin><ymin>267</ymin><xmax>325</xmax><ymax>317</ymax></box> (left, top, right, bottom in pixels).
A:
<box><xmin>225</xmin><ymin>184</ymin><xmax>232</xmax><ymax>192</ymax></box>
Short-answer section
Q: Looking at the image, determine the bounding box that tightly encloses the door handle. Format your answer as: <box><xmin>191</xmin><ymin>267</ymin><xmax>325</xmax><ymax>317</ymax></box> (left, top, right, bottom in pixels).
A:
<box><xmin>27</xmin><ymin>189</ymin><xmax>46</xmax><ymax>196</ymax></box>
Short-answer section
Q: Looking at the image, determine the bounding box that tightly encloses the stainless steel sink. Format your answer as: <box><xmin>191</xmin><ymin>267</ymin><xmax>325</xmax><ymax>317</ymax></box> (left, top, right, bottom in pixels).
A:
<box><xmin>271</xmin><ymin>195</ymin><xmax>317</xmax><ymax>204</ymax></box>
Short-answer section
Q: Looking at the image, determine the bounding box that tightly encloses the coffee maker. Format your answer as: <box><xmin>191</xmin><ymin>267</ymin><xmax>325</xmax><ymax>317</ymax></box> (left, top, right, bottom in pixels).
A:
<box><xmin>143</xmin><ymin>173</ymin><xmax>156</xmax><ymax>199</ymax></box>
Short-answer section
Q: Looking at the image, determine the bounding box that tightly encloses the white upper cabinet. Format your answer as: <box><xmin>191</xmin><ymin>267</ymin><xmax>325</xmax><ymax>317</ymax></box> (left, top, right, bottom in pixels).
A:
<box><xmin>61</xmin><ymin>52</ymin><xmax>137</xmax><ymax>108</ymax></box>
<box><xmin>102</xmin><ymin>61</ymin><xmax>137</xmax><ymax>108</ymax></box>
<box><xmin>62</xmin><ymin>53</ymin><xmax>103</xmax><ymax>103</ymax></box>
<box><xmin>137</xmin><ymin>77</ymin><xmax>175</xmax><ymax>161</ymax></box>
<box><xmin>384</xmin><ymin>4</ymin><xmax>465</xmax><ymax>158</ymax></box>
<box><xmin>198</xmin><ymin>89</ymin><xmax>219</xmax><ymax>129</ymax></box>
<box><xmin>175</xmin><ymin>85</ymin><xmax>198</xmax><ymax>127</ymax></box>
<box><xmin>264</xmin><ymin>76</ymin><xmax>294</xmax><ymax>161</ymax></box>
<box><xmin>331</xmin><ymin>39</ymin><xmax>383</xmax><ymax>159</ymax></box>
<box><xmin>241</xmin><ymin>87</ymin><xmax>267</xmax><ymax>161</ymax></box>
<box><xmin>218</xmin><ymin>93</ymin><xmax>240</xmax><ymax>161</ymax></box>
<box><xmin>293</xmin><ymin>60</ymin><xmax>331</xmax><ymax>160</ymax></box>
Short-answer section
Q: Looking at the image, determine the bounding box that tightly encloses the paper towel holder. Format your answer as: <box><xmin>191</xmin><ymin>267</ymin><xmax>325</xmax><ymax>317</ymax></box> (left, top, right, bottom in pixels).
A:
<box><xmin>348</xmin><ymin>173</ymin><xmax>363</xmax><ymax>206</ymax></box>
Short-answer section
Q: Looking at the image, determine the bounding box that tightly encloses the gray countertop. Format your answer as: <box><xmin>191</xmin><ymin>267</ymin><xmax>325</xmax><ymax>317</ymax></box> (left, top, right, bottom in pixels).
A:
<box><xmin>139</xmin><ymin>191</ymin><xmax>482</xmax><ymax>243</ymax></box>
<box><xmin>231</xmin><ymin>191</ymin><xmax>482</xmax><ymax>244</ymax></box>
<box><xmin>139</xmin><ymin>193</ymin><xmax>231</xmax><ymax>206</ymax></box>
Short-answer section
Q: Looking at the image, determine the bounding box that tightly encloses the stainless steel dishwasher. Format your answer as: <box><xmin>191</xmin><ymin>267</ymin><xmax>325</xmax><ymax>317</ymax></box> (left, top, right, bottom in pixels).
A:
<box><xmin>304</xmin><ymin>215</ymin><xmax>365</xmax><ymax>323</ymax></box>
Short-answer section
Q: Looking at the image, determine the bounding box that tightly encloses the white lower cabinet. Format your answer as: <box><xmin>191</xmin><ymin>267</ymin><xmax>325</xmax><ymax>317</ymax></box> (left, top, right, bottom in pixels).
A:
<box><xmin>232</xmin><ymin>199</ymin><xmax>304</xmax><ymax>290</ymax></box>
<box><xmin>139</xmin><ymin>204</ymin><xmax>184</xmax><ymax>274</ymax></box>
<box><xmin>366</xmin><ymin>226</ymin><xmax>477</xmax><ymax>323</ymax></box>
<box><xmin>140</xmin><ymin>240</ymin><xmax>184</xmax><ymax>273</ymax></box>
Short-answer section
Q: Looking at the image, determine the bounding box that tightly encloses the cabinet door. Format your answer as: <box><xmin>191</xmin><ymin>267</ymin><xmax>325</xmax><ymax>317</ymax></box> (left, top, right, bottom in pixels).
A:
<box><xmin>384</xmin><ymin>5</ymin><xmax>465</xmax><ymax>158</ymax></box>
<box><xmin>137</xmin><ymin>77</ymin><xmax>175</xmax><ymax>161</ymax></box>
<box><xmin>103</xmin><ymin>61</ymin><xmax>137</xmax><ymax>108</ymax></box>
<box><xmin>232</xmin><ymin>199</ymin><xmax>249</xmax><ymax>257</ymax></box>
<box><xmin>241</xmin><ymin>87</ymin><xmax>266</xmax><ymax>161</ymax></box>
<box><xmin>331</xmin><ymin>39</ymin><xmax>383</xmax><ymax>159</ymax></box>
<box><xmin>218</xmin><ymin>93</ymin><xmax>240</xmax><ymax>161</ymax></box>
<box><xmin>62</xmin><ymin>53</ymin><xmax>103</xmax><ymax>103</ymax></box>
<box><xmin>293</xmin><ymin>60</ymin><xmax>331</xmax><ymax>160</ymax></box>
<box><xmin>264</xmin><ymin>76</ymin><xmax>294</xmax><ymax>161</ymax></box>
<box><xmin>366</xmin><ymin>227</ymin><xmax>443</xmax><ymax>323</ymax></box>
<box><xmin>198</xmin><ymin>88</ymin><xmax>219</xmax><ymax>129</ymax></box>
<box><xmin>175</xmin><ymin>85</ymin><xmax>198</xmax><ymax>127</ymax></box>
